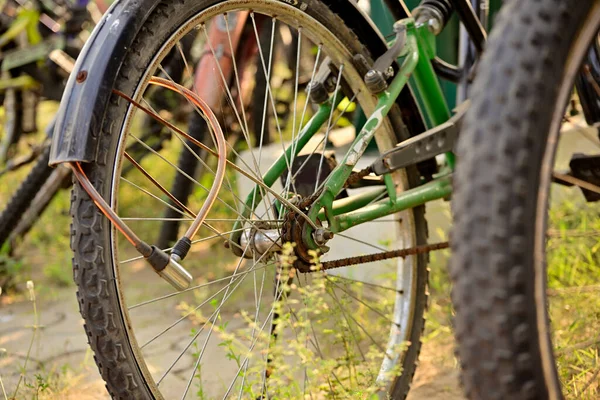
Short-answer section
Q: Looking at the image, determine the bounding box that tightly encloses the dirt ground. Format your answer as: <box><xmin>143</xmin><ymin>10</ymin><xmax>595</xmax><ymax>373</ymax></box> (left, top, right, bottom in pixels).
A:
<box><xmin>0</xmin><ymin>285</ymin><xmax>464</xmax><ymax>399</ymax></box>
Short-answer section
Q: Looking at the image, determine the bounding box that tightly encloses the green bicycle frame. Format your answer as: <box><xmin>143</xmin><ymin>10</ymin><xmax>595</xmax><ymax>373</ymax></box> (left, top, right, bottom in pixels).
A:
<box><xmin>232</xmin><ymin>17</ymin><xmax>454</xmax><ymax>250</ymax></box>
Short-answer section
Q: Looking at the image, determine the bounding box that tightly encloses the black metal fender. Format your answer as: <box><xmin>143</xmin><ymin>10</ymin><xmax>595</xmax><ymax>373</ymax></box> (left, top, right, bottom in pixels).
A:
<box><xmin>49</xmin><ymin>0</ymin><xmax>423</xmax><ymax>166</ymax></box>
<box><xmin>49</xmin><ymin>0</ymin><xmax>160</xmax><ymax>166</ymax></box>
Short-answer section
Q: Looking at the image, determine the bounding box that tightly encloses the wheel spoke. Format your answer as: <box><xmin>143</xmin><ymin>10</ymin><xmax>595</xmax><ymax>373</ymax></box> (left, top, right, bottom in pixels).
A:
<box><xmin>547</xmin><ymin>229</ymin><xmax>600</xmax><ymax>238</ymax></box>
<box><xmin>128</xmin><ymin>262</ymin><xmax>269</xmax><ymax>309</ymax></box>
<box><xmin>127</xmin><ymin>133</ymin><xmax>262</xmax><ymax>229</ymax></box>
<box><xmin>285</xmin><ymin>91</ymin><xmax>356</xmax><ymax>191</ymax></box>
<box><xmin>291</xmin><ymin>275</ymin><xmax>350</xmax><ymax>395</ymax></box>
<box><xmin>250</xmin><ymin>14</ymin><xmax>297</xmax><ymax>196</ymax></box>
<box><xmin>283</xmin><ymin>41</ymin><xmax>322</xmax><ymax>197</ymax></box>
<box><xmin>326</xmin><ymin>276</ymin><xmax>400</xmax><ymax>329</ymax></box>
<box><xmin>237</xmin><ymin>261</ymin><xmax>268</xmax><ymax>396</ymax></box>
<box><xmin>200</xmin><ymin>24</ymin><xmax>266</xmax><ymax>188</ymax></box>
<box><xmin>120</xmin><ymin>177</ymin><xmax>195</xmax><ymax>219</ymax></box>
<box><xmin>138</xmin><ymin>82</ymin><xmax>266</xmax><ymax>223</ymax></box>
<box><xmin>224</xmin><ymin>12</ymin><xmax>251</xmax><ymax>143</ymax></box>
<box><xmin>556</xmin><ymin>337</ymin><xmax>600</xmax><ymax>356</ymax></box>
<box><xmin>141</xmin><ymin>277</ymin><xmax>238</xmax><ymax>349</ymax></box>
<box><xmin>121</xmin><ymin>217</ymin><xmax>194</xmax><ymax>221</ymax></box>
<box><xmin>325</xmin><ymin>274</ymin><xmax>403</xmax><ymax>293</ymax></box>
<box><xmin>326</xmin><ymin>284</ymin><xmax>396</xmax><ymax>360</ymax></box>
<box><xmin>222</xmin><ymin>277</ymin><xmax>290</xmax><ymax>398</ymax></box>
<box><xmin>124</xmin><ymin>151</ymin><xmax>198</xmax><ymax>217</ymax></box>
<box><xmin>114</xmin><ymin>87</ymin><xmax>320</xmax><ymax>229</ymax></box>
<box><xmin>334</xmin><ymin>231</ymin><xmax>389</xmax><ymax>252</ymax></box>
<box><xmin>553</xmin><ymin>171</ymin><xmax>600</xmax><ymax>195</ymax></box>
<box><xmin>547</xmin><ymin>284</ymin><xmax>600</xmax><ymax>296</ymax></box>
<box><xmin>324</xmin><ymin>279</ymin><xmax>368</xmax><ymax>362</ymax></box>
<box><xmin>158</xmin><ymin>240</ymin><xmax>276</xmax><ymax>386</ymax></box>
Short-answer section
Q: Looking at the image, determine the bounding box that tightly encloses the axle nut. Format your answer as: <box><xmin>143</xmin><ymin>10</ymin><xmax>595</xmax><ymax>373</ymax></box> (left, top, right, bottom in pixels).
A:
<box><xmin>314</xmin><ymin>228</ymin><xmax>334</xmax><ymax>245</ymax></box>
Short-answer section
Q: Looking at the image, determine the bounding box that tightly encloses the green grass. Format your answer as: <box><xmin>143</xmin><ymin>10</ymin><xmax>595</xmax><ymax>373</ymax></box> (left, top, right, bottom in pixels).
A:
<box><xmin>0</xmin><ymin>100</ymin><xmax>72</xmax><ymax>291</ymax></box>
<box><xmin>547</xmin><ymin>192</ymin><xmax>600</xmax><ymax>399</ymax></box>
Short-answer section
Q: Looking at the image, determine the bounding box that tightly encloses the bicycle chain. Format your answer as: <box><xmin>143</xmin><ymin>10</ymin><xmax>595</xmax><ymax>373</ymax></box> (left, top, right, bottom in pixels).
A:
<box><xmin>282</xmin><ymin>167</ymin><xmax>450</xmax><ymax>272</ymax></box>
<box><xmin>319</xmin><ymin>241</ymin><xmax>449</xmax><ymax>271</ymax></box>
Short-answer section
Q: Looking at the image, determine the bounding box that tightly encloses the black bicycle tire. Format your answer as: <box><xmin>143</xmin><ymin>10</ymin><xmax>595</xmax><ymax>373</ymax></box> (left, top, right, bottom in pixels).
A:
<box><xmin>1</xmin><ymin>89</ymin><xmax>24</xmax><ymax>161</ymax></box>
<box><xmin>450</xmin><ymin>1</ymin><xmax>599</xmax><ymax>399</ymax></box>
<box><xmin>69</xmin><ymin>1</ymin><xmax>429</xmax><ymax>398</ymax></box>
<box><xmin>6</xmin><ymin>166</ymin><xmax>71</xmax><ymax>252</ymax></box>
<box><xmin>0</xmin><ymin>145</ymin><xmax>53</xmax><ymax>249</ymax></box>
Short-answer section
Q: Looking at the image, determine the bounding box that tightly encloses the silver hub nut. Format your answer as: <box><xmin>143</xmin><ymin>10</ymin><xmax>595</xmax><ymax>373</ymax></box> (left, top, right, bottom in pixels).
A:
<box><xmin>313</xmin><ymin>228</ymin><xmax>334</xmax><ymax>245</ymax></box>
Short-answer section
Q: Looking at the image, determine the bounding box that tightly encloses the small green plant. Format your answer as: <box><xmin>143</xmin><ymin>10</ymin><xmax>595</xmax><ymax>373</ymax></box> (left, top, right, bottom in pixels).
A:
<box><xmin>23</xmin><ymin>374</ymin><xmax>50</xmax><ymax>397</ymax></box>
<box><xmin>190</xmin><ymin>328</ymin><xmax>207</xmax><ymax>400</ymax></box>
<box><xmin>182</xmin><ymin>243</ymin><xmax>407</xmax><ymax>399</ymax></box>
<box><xmin>11</xmin><ymin>281</ymin><xmax>42</xmax><ymax>399</ymax></box>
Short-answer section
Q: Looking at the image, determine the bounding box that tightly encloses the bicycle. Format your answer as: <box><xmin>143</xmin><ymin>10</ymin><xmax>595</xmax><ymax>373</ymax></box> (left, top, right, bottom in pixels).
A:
<box><xmin>44</xmin><ymin>0</ymin><xmax>519</xmax><ymax>398</ymax></box>
<box><xmin>450</xmin><ymin>0</ymin><xmax>600</xmax><ymax>399</ymax></box>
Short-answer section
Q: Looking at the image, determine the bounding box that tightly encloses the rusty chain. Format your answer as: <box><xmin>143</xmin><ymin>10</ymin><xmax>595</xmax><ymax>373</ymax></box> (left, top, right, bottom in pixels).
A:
<box><xmin>319</xmin><ymin>241</ymin><xmax>449</xmax><ymax>271</ymax></box>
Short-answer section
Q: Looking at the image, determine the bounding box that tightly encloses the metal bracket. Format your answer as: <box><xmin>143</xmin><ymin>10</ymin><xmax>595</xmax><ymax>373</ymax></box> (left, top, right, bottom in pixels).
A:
<box><xmin>364</xmin><ymin>22</ymin><xmax>407</xmax><ymax>94</ymax></box>
<box><xmin>371</xmin><ymin>101</ymin><xmax>469</xmax><ymax>175</ymax></box>
<box><xmin>307</xmin><ymin>56</ymin><xmax>336</xmax><ymax>104</ymax></box>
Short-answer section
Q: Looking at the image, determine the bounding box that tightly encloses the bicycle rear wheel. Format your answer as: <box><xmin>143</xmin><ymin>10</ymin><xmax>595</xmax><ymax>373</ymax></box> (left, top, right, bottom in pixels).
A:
<box><xmin>451</xmin><ymin>1</ymin><xmax>600</xmax><ymax>399</ymax></box>
<box><xmin>70</xmin><ymin>1</ymin><xmax>428</xmax><ymax>398</ymax></box>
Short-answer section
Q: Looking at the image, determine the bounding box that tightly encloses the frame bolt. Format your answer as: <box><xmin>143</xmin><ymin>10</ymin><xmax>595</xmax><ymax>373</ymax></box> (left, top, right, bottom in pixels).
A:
<box><xmin>364</xmin><ymin>69</ymin><xmax>387</xmax><ymax>94</ymax></box>
<box><xmin>76</xmin><ymin>70</ymin><xmax>88</xmax><ymax>83</ymax></box>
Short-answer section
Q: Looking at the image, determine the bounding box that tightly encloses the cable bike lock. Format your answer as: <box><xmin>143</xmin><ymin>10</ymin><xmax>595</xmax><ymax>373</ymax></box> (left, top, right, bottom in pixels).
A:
<box><xmin>68</xmin><ymin>76</ymin><xmax>227</xmax><ymax>291</ymax></box>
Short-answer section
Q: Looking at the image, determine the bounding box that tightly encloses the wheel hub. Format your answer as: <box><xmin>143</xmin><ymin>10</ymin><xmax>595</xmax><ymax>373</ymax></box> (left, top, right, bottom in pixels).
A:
<box><xmin>238</xmin><ymin>222</ymin><xmax>282</xmax><ymax>256</ymax></box>
<box><xmin>280</xmin><ymin>197</ymin><xmax>333</xmax><ymax>273</ymax></box>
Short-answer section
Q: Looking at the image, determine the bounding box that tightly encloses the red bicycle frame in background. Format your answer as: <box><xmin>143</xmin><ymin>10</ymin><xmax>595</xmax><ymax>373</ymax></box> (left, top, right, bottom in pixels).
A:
<box><xmin>193</xmin><ymin>11</ymin><xmax>251</xmax><ymax>117</ymax></box>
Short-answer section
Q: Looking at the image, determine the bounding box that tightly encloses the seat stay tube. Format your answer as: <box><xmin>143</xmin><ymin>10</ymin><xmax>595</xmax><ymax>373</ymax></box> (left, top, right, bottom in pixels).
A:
<box><xmin>304</xmin><ymin>18</ymin><xmax>421</xmax><ymax>242</ymax></box>
<box><xmin>411</xmin><ymin>22</ymin><xmax>455</xmax><ymax>169</ymax></box>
